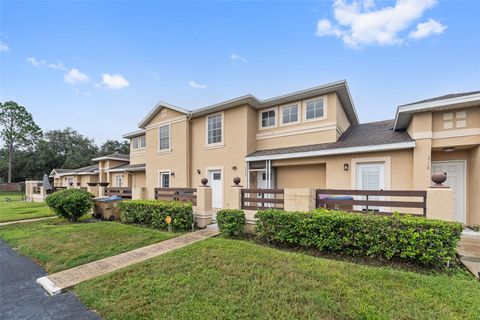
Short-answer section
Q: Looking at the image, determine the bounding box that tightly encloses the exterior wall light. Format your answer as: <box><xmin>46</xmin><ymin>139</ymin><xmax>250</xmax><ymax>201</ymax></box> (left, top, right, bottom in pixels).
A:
<box><xmin>232</xmin><ymin>166</ymin><xmax>237</xmax><ymax>171</ymax></box>
<box><xmin>344</xmin><ymin>163</ymin><xmax>349</xmax><ymax>171</ymax></box>
<box><xmin>443</xmin><ymin>147</ymin><xmax>455</xmax><ymax>152</ymax></box>
<box><xmin>170</xmin><ymin>172</ymin><xmax>175</xmax><ymax>176</ymax></box>
<box><xmin>196</xmin><ymin>169</ymin><xmax>201</xmax><ymax>175</ymax></box>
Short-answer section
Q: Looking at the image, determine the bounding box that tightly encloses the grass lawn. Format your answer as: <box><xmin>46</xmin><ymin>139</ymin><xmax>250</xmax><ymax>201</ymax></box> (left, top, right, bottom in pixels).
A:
<box><xmin>0</xmin><ymin>192</ymin><xmax>54</xmax><ymax>222</ymax></box>
<box><xmin>0</xmin><ymin>219</ymin><xmax>179</xmax><ymax>273</ymax></box>
<box><xmin>75</xmin><ymin>237</ymin><xmax>480</xmax><ymax>320</ymax></box>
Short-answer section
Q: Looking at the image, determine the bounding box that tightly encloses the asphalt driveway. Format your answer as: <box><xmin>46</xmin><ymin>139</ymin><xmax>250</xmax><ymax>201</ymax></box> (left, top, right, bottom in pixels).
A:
<box><xmin>0</xmin><ymin>239</ymin><xmax>100</xmax><ymax>320</ymax></box>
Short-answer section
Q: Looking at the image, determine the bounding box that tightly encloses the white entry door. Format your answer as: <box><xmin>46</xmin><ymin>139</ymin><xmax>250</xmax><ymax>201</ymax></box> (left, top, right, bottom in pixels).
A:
<box><xmin>432</xmin><ymin>161</ymin><xmax>465</xmax><ymax>223</ymax></box>
<box><xmin>208</xmin><ymin>170</ymin><xmax>223</xmax><ymax>209</ymax></box>
<box><xmin>356</xmin><ymin>163</ymin><xmax>385</xmax><ymax>211</ymax></box>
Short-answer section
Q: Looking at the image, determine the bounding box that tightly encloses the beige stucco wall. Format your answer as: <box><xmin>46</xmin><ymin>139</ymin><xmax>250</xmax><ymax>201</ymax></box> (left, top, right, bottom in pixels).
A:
<box><xmin>432</xmin><ymin>106</ymin><xmax>480</xmax><ymax>132</ymax></box>
<box><xmin>468</xmin><ymin>146</ymin><xmax>480</xmax><ymax>225</ymax></box>
<box><xmin>276</xmin><ymin>164</ymin><xmax>326</xmax><ymax>189</ymax></box>
<box><xmin>255</xmin><ymin>93</ymin><xmax>340</xmax><ymax>150</ymax></box>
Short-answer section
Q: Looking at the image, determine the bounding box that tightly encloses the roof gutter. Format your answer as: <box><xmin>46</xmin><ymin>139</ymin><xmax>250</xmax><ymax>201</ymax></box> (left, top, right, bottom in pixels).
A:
<box><xmin>245</xmin><ymin>141</ymin><xmax>416</xmax><ymax>162</ymax></box>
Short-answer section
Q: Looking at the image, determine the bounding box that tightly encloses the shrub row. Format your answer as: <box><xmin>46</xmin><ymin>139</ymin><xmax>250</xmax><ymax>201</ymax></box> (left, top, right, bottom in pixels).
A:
<box><xmin>118</xmin><ymin>200</ymin><xmax>193</xmax><ymax>231</ymax></box>
<box><xmin>216</xmin><ymin>209</ymin><xmax>246</xmax><ymax>236</ymax></box>
<box><xmin>255</xmin><ymin>209</ymin><xmax>463</xmax><ymax>267</ymax></box>
<box><xmin>46</xmin><ymin>188</ymin><xmax>93</xmax><ymax>221</ymax></box>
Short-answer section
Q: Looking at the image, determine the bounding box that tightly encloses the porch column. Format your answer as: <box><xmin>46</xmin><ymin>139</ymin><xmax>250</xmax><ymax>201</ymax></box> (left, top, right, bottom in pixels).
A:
<box><xmin>426</xmin><ymin>173</ymin><xmax>454</xmax><ymax>221</ymax></box>
<box><xmin>284</xmin><ymin>188</ymin><xmax>316</xmax><ymax>212</ymax></box>
<box><xmin>226</xmin><ymin>177</ymin><xmax>243</xmax><ymax>210</ymax></box>
<box><xmin>193</xmin><ymin>178</ymin><xmax>213</xmax><ymax>228</ymax></box>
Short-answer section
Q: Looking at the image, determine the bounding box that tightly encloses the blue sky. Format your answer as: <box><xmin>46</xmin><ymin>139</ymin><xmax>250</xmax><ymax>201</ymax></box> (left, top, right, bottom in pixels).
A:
<box><xmin>1</xmin><ymin>0</ymin><xmax>479</xmax><ymax>144</ymax></box>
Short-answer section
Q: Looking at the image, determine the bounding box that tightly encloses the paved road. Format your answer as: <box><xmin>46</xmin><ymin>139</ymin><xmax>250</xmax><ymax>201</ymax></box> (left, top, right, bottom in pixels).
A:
<box><xmin>0</xmin><ymin>240</ymin><xmax>100</xmax><ymax>320</ymax></box>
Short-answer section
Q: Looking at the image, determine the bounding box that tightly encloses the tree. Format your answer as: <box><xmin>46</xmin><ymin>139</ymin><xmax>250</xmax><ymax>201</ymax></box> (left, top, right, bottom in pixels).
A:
<box><xmin>36</xmin><ymin>128</ymin><xmax>99</xmax><ymax>171</ymax></box>
<box><xmin>99</xmin><ymin>139</ymin><xmax>130</xmax><ymax>156</ymax></box>
<box><xmin>0</xmin><ymin>101</ymin><xmax>42</xmax><ymax>182</ymax></box>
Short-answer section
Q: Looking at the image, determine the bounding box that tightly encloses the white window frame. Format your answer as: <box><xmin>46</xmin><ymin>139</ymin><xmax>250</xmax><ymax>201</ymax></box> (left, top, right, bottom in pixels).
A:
<box><xmin>158</xmin><ymin>124</ymin><xmax>171</xmax><ymax>153</ymax></box>
<box><xmin>115</xmin><ymin>174</ymin><xmax>124</xmax><ymax>187</ymax></box>
<box><xmin>139</xmin><ymin>135</ymin><xmax>146</xmax><ymax>148</ymax></box>
<box><xmin>158</xmin><ymin>170</ymin><xmax>171</xmax><ymax>188</ymax></box>
<box><xmin>280</xmin><ymin>103</ymin><xmax>300</xmax><ymax>126</ymax></box>
<box><xmin>303</xmin><ymin>97</ymin><xmax>327</xmax><ymax>123</ymax></box>
<box><xmin>205</xmin><ymin>112</ymin><xmax>225</xmax><ymax>148</ymax></box>
<box><xmin>259</xmin><ymin>107</ymin><xmax>278</xmax><ymax>130</ymax></box>
<box><xmin>132</xmin><ymin>137</ymin><xmax>139</xmax><ymax>150</ymax></box>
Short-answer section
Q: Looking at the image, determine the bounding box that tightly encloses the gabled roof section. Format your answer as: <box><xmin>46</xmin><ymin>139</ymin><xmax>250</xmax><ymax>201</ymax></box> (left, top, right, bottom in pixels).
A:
<box><xmin>394</xmin><ymin>90</ymin><xmax>480</xmax><ymax>130</ymax></box>
<box><xmin>92</xmin><ymin>152</ymin><xmax>130</xmax><ymax>162</ymax></box>
<box><xmin>138</xmin><ymin>101</ymin><xmax>190</xmax><ymax>129</ymax></box>
<box><xmin>134</xmin><ymin>80</ymin><xmax>359</xmax><ymax>130</ymax></box>
<box><xmin>246</xmin><ymin>120</ymin><xmax>413</xmax><ymax>161</ymax></box>
<box><xmin>105</xmin><ymin>163</ymin><xmax>145</xmax><ymax>173</ymax></box>
<box><xmin>49</xmin><ymin>164</ymin><xmax>99</xmax><ymax>177</ymax></box>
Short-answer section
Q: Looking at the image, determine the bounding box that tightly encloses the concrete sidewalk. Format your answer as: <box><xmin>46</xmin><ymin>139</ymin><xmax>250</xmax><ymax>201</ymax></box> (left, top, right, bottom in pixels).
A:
<box><xmin>458</xmin><ymin>233</ymin><xmax>480</xmax><ymax>279</ymax></box>
<box><xmin>0</xmin><ymin>216</ymin><xmax>56</xmax><ymax>226</ymax></box>
<box><xmin>38</xmin><ymin>228</ymin><xmax>219</xmax><ymax>295</ymax></box>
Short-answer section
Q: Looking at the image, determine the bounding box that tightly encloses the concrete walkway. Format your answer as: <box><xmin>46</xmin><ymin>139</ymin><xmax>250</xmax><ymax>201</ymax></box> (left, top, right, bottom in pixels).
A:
<box><xmin>38</xmin><ymin>228</ymin><xmax>219</xmax><ymax>295</ymax></box>
<box><xmin>0</xmin><ymin>216</ymin><xmax>56</xmax><ymax>226</ymax></box>
<box><xmin>458</xmin><ymin>233</ymin><xmax>480</xmax><ymax>279</ymax></box>
<box><xmin>0</xmin><ymin>240</ymin><xmax>100</xmax><ymax>320</ymax></box>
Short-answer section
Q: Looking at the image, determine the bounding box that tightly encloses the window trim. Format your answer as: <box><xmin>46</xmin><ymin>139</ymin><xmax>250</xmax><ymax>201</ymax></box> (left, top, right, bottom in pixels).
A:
<box><xmin>158</xmin><ymin>170</ymin><xmax>171</xmax><ymax>188</ymax></box>
<box><xmin>131</xmin><ymin>135</ymin><xmax>146</xmax><ymax>150</ymax></box>
<box><xmin>279</xmin><ymin>103</ymin><xmax>300</xmax><ymax>127</ymax></box>
<box><xmin>114</xmin><ymin>174</ymin><xmax>124</xmax><ymax>187</ymax></box>
<box><xmin>205</xmin><ymin>112</ymin><xmax>225</xmax><ymax>148</ymax></box>
<box><xmin>303</xmin><ymin>97</ymin><xmax>327</xmax><ymax>123</ymax></box>
<box><xmin>258</xmin><ymin>107</ymin><xmax>278</xmax><ymax>130</ymax></box>
<box><xmin>158</xmin><ymin>124</ymin><xmax>171</xmax><ymax>153</ymax></box>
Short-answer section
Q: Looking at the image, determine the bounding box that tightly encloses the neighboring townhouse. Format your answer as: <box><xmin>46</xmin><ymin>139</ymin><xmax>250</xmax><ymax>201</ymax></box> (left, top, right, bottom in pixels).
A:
<box><xmin>50</xmin><ymin>152</ymin><xmax>135</xmax><ymax>188</ymax></box>
<box><xmin>122</xmin><ymin>80</ymin><xmax>480</xmax><ymax>226</ymax></box>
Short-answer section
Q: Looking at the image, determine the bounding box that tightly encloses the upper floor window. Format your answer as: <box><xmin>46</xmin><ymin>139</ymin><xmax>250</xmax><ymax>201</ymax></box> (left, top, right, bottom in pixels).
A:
<box><xmin>132</xmin><ymin>136</ymin><xmax>146</xmax><ymax>150</ymax></box>
<box><xmin>305</xmin><ymin>99</ymin><xmax>324</xmax><ymax>120</ymax></box>
<box><xmin>159</xmin><ymin>125</ymin><xmax>170</xmax><ymax>150</ymax></box>
<box><xmin>261</xmin><ymin>110</ymin><xmax>276</xmax><ymax>128</ymax></box>
<box><xmin>282</xmin><ymin>104</ymin><xmax>298</xmax><ymax>124</ymax></box>
<box><xmin>207</xmin><ymin>114</ymin><xmax>223</xmax><ymax>144</ymax></box>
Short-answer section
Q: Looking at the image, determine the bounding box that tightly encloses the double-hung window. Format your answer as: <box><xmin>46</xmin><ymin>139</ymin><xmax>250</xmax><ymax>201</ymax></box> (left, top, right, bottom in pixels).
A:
<box><xmin>159</xmin><ymin>125</ymin><xmax>170</xmax><ymax>151</ymax></box>
<box><xmin>305</xmin><ymin>99</ymin><xmax>324</xmax><ymax>120</ymax></box>
<box><xmin>207</xmin><ymin>114</ymin><xmax>223</xmax><ymax>144</ymax></box>
<box><xmin>132</xmin><ymin>138</ymin><xmax>139</xmax><ymax>149</ymax></box>
<box><xmin>282</xmin><ymin>104</ymin><xmax>298</xmax><ymax>124</ymax></box>
<box><xmin>261</xmin><ymin>110</ymin><xmax>276</xmax><ymax>128</ymax></box>
<box><xmin>139</xmin><ymin>136</ymin><xmax>146</xmax><ymax>148</ymax></box>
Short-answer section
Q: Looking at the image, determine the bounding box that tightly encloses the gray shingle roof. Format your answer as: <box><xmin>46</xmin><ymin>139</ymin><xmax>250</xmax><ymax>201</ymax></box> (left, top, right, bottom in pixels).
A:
<box><xmin>247</xmin><ymin>120</ymin><xmax>413</xmax><ymax>158</ymax></box>
<box><xmin>73</xmin><ymin>164</ymin><xmax>99</xmax><ymax>173</ymax></box>
<box><xmin>107</xmin><ymin>163</ymin><xmax>145</xmax><ymax>171</ymax></box>
<box><xmin>399</xmin><ymin>91</ymin><xmax>480</xmax><ymax>107</ymax></box>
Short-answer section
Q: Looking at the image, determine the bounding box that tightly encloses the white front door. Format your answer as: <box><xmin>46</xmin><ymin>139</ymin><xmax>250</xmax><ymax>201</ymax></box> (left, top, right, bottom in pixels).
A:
<box><xmin>257</xmin><ymin>171</ymin><xmax>267</xmax><ymax>189</ymax></box>
<box><xmin>356</xmin><ymin>163</ymin><xmax>385</xmax><ymax>211</ymax></box>
<box><xmin>208</xmin><ymin>170</ymin><xmax>223</xmax><ymax>209</ymax></box>
<box><xmin>432</xmin><ymin>161</ymin><xmax>465</xmax><ymax>223</ymax></box>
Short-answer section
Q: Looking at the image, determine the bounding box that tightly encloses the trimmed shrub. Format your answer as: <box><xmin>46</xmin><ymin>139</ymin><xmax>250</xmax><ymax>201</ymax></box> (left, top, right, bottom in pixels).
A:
<box><xmin>255</xmin><ymin>209</ymin><xmax>463</xmax><ymax>267</ymax></box>
<box><xmin>46</xmin><ymin>188</ymin><xmax>94</xmax><ymax>222</ymax></box>
<box><xmin>118</xmin><ymin>200</ymin><xmax>193</xmax><ymax>231</ymax></box>
<box><xmin>217</xmin><ymin>209</ymin><xmax>246</xmax><ymax>236</ymax></box>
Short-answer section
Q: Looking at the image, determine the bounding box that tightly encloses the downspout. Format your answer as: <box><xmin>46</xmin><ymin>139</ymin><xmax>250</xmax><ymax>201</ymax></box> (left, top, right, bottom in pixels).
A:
<box><xmin>186</xmin><ymin>112</ymin><xmax>193</xmax><ymax>187</ymax></box>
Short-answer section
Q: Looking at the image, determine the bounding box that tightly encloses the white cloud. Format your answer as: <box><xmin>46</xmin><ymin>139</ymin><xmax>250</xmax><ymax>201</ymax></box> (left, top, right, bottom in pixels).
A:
<box><xmin>315</xmin><ymin>0</ymin><xmax>445</xmax><ymax>48</ymax></box>
<box><xmin>189</xmin><ymin>80</ymin><xmax>207</xmax><ymax>89</ymax></box>
<box><xmin>230</xmin><ymin>53</ymin><xmax>247</xmax><ymax>63</ymax></box>
<box><xmin>48</xmin><ymin>62</ymin><xmax>67</xmax><ymax>71</ymax></box>
<box><xmin>26</xmin><ymin>57</ymin><xmax>46</xmax><ymax>67</ymax></box>
<box><xmin>101</xmin><ymin>73</ymin><xmax>129</xmax><ymax>90</ymax></box>
<box><xmin>0</xmin><ymin>41</ymin><xmax>9</xmax><ymax>52</ymax></box>
<box><xmin>64</xmin><ymin>68</ymin><xmax>89</xmax><ymax>84</ymax></box>
<box><xmin>409</xmin><ymin>18</ymin><xmax>447</xmax><ymax>39</ymax></box>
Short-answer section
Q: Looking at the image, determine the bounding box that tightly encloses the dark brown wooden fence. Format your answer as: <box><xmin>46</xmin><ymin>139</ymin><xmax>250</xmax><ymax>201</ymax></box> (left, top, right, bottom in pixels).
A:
<box><xmin>154</xmin><ymin>188</ymin><xmax>197</xmax><ymax>205</ymax></box>
<box><xmin>105</xmin><ymin>187</ymin><xmax>132</xmax><ymax>199</ymax></box>
<box><xmin>316</xmin><ymin>189</ymin><xmax>427</xmax><ymax>216</ymax></box>
<box><xmin>241</xmin><ymin>188</ymin><xmax>284</xmax><ymax>211</ymax></box>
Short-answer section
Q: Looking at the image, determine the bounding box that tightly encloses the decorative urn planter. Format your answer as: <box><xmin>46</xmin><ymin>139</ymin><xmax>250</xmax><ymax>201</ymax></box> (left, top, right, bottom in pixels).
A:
<box><xmin>200</xmin><ymin>178</ymin><xmax>208</xmax><ymax>186</ymax></box>
<box><xmin>431</xmin><ymin>172</ymin><xmax>447</xmax><ymax>187</ymax></box>
<box><xmin>87</xmin><ymin>182</ymin><xmax>98</xmax><ymax>187</ymax></box>
<box><xmin>76</xmin><ymin>182</ymin><xmax>81</xmax><ymax>186</ymax></box>
<box><xmin>98</xmin><ymin>182</ymin><xmax>110</xmax><ymax>187</ymax></box>
<box><xmin>69</xmin><ymin>182</ymin><xmax>74</xmax><ymax>186</ymax></box>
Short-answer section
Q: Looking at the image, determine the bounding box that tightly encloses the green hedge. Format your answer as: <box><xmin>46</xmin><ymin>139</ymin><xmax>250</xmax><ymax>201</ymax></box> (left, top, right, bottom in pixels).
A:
<box><xmin>255</xmin><ymin>209</ymin><xmax>463</xmax><ymax>267</ymax></box>
<box><xmin>216</xmin><ymin>209</ymin><xmax>246</xmax><ymax>236</ymax></box>
<box><xmin>118</xmin><ymin>200</ymin><xmax>193</xmax><ymax>231</ymax></box>
<box><xmin>46</xmin><ymin>188</ymin><xmax>93</xmax><ymax>222</ymax></box>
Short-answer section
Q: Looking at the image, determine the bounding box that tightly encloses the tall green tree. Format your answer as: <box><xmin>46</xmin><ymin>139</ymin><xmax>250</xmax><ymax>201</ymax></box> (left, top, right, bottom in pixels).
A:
<box><xmin>0</xmin><ymin>101</ymin><xmax>42</xmax><ymax>182</ymax></box>
<box><xmin>99</xmin><ymin>139</ymin><xmax>130</xmax><ymax>156</ymax></box>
